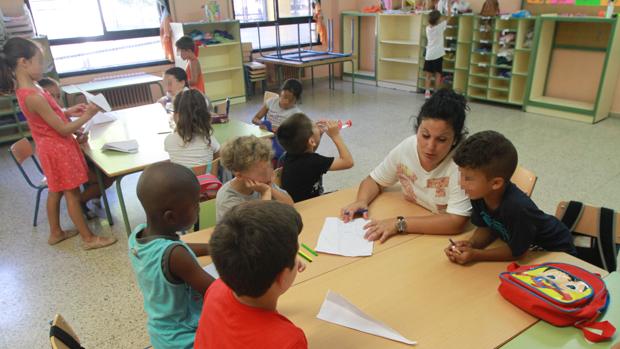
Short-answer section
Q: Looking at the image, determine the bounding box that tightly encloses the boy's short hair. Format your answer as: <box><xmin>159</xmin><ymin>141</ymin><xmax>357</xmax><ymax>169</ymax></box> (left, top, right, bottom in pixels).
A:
<box><xmin>164</xmin><ymin>67</ymin><xmax>188</xmax><ymax>86</ymax></box>
<box><xmin>136</xmin><ymin>162</ymin><xmax>200</xmax><ymax>217</ymax></box>
<box><xmin>38</xmin><ymin>77</ymin><xmax>59</xmax><ymax>88</ymax></box>
<box><xmin>276</xmin><ymin>113</ymin><xmax>314</xmax><ymax>155</ymax></box>
<box><xmin>429</xmin><ymin>10</ymin><xmax>441</xmax><ymax>26</ymax></box>
<box><xmin>210</xmin><ymin>200</ymin><xmax>303</xmax><ymax>297</ymax></box>
<box><xmin>453</xmin><ymin>130</ymin><xmax>518</xmax><ymax>182</ymax></box>
<box><xmin>220</xmin><ymin>135</ymin><xmax>273</xmax><ymax>172</ymax></box>
<box><xmin>175</xmin><ymin>35</ymin><xmax>195</xmax><ymax>51</ymax></box>
<box><xmin>281</xmin><ymin>78</ymin><xmax>303</xmax><ymax>100</ymax></box>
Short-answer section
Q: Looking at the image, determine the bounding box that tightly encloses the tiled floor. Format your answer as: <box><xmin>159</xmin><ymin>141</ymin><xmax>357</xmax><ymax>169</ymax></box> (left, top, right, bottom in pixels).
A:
<box><xmin>1</xmin><ymin>79</ymin><xmax>619</xmax><ymax>348</ymax></box>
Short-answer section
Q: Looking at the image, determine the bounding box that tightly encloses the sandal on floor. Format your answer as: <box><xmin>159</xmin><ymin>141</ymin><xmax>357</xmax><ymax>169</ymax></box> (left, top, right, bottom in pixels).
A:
<box><xmin>48</xmin><ymin>230</ymin><xmax>79</xmax><ymax>245</ymax></box>
<box><xmin>82</xmin><ymin>236</ymin><xmax>118</xmax><ymax>250</ymax></box>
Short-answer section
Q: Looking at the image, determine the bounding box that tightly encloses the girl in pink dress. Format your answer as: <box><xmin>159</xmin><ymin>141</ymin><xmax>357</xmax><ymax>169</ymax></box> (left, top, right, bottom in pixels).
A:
<box><xmin>0</xmin><ymin>38</ymin><xmax>116</xmax><ymax>250</ymax></box>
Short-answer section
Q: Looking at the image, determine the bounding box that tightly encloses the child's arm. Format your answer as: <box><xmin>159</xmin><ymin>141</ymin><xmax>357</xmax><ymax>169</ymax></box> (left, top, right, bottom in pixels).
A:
<box><xmin>169</xmin><ymin>245</ymin><xmax>215</xmax><ymax>295</ymax></box>
<box><xmin>188</xmin><ymin>58</ymin><xmax>201</xmax><ymax>87</ymax></box>
<box><xmin>186</xmin><ymin>243</ymin><xmax>209</xmax><ymax>257</ymax></box>
<box><xmin>252</xmin><ymin>105</ymin><xmax>269</xmax><ymax>125</ymax></box>
<box><xmin>64</xmin><ymin>103</ymin><xmax>87</xmax><ymax>117</ymax></box>
<box><xmin>445</xmin><ymin>227</ymin><xmax>521</xmax><ymax>264</ymax></box>
<box><xmin>271</xmin><ymin>185</ymin><xmax>294</xmax><ymax>205</ymax></box>
<box><xmin>322</xmin><ymin>120</ymin><xmax>354</xmax><ymax>171</ymax></box>
<box><xmin>25</xmin><ymin>94</ymin><xmax>99</xmax><ymax>136</ymax></box>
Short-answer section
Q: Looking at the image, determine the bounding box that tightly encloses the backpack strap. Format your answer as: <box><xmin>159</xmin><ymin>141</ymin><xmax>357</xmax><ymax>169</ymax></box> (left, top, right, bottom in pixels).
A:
<box><xmin>50</xmin><ymin>325</ymin><xmax>85</xmax><ymax>349</ymax></box>
<box><xmin>560</xmin><ymin>201</ymin><xmax>584</xmax><ymax>231</ymax></box>
<box><xmin>599</xmin><ymin>207</ymin><xmax>617</xmax><ymax>272</ymax></box>
<box><xmin>575</xmin><ymin>320</ymin><xmax>616</xmax><ymax>343</ymax></box>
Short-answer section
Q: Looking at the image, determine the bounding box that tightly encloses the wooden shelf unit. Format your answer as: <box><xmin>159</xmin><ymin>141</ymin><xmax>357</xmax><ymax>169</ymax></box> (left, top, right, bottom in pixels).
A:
<box><xmin>171</xmin><ymin>20</ymin><xmax>246</xmax><ymax>105</ymax></box>
<box><xmin>0</xmin><ymin>96</ymin><xmax>29</xmax><ymax>144</ymax></box>
<box><xmin>524</xmin><ymin>16</ymin><xmax>620</xmax><ymax>123</ymax></box>
<box><xmin>466</xmin><ymin>16</ymin><xmax>535</xmax><ymax>106</ymax></box>
<box><xmin>341</xmin><ymin>11</ymin><xmax>378</xmax><ymax>85</ymax></box>
<box><xmin>377</xmin><ymin>14</ymin><xmax>423</xmax><ymax>91</ymax></box>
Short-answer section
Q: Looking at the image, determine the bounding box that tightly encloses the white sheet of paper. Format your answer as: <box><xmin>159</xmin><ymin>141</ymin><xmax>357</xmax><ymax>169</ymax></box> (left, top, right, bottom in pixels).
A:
<box><xmin>315</xmin><ymin>217</ymin><xmax>373</xmax><ymax>257</ymax></box>
<box><xmin>317</xmin><ymin>290</ymin><xmax>417</xmax><ymax>345</ymax></box>
<box><xmin>101</xmin><ymin>139</ymin><xmax>139</xmax><ymax>153</ymax></box>
<box><xmin>74</xmin><ymin>86</ymin><xmax>112</xmax><ymax>112</ymax></box>
<box><xmin>203</xmin><ymin>263</ymin><xmax>220</xmax><ymax>279</ymax></box>
<box><xmin>83</xmin><ymin>111</ymin><xmax>118</xmax><ymax>133</ymax></box>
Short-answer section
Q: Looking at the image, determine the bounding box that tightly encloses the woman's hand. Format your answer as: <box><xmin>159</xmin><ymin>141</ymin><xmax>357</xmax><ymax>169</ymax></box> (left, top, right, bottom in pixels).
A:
<box><xmin>363</xmin><ymin>218</ymin><xmax>398</xmax><ymax>243</ymax></box>
<box><xmin>340</xmin><ymin>201</ymin><xmax>369</xmax><ymax>223</ymax></box>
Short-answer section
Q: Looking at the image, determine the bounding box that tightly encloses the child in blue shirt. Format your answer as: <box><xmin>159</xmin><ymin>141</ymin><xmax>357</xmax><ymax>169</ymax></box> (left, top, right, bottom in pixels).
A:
<box><xmin>128</xmin><ymin>162</ymin><xmax>215</xmax><ymax>349</ymax></box>
<box><xmin>445</xmin><ymin>131</ymin><xmax>575</xmax><ymax>264</ymax></box>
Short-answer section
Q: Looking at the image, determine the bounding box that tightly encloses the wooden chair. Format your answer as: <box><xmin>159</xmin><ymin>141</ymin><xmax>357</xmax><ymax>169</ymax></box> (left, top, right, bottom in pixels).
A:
<box><xmin>49</xmin><ymin>314</ymin><xmax>83</xmax><ymax>349</ymax></box>
<box><xmin>9</xmin><ymin>138</ymin><xmax>48</xmax><ymax>226</ymax></box>
<box><xmin>196</xmin><ymin>199</ymin><xmax>217</xmax><ymax>231</ymax></box>
<box><xmin>264</xmin><ymin>90</ymin><xmax>278</xmax><ymax>104</ymax></box>
<box><xmin>273</xmin><ymin>167</ymin><xmax>283</xmax><ymax>187</ymax></box>
<box><xmin>555</xmin><ymin>201</ymin><xmax>620</xmax><ymax>244</ymax></box>
<box><xmin>511</xmin><ymin>165</ymin><xmax>537</xmax><ymax>197</ymax></box>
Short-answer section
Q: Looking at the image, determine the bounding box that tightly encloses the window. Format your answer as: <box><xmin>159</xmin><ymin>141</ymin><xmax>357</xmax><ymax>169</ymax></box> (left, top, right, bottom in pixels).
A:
<box><xmin>232</xmin><ymin>0</ymin><xmax>318</xmax><ymax>51</ymax></box>
<box><xmin>27</xmin><ymin>0</ymin><xmax>166</xmax><ymax>76</ymax></box>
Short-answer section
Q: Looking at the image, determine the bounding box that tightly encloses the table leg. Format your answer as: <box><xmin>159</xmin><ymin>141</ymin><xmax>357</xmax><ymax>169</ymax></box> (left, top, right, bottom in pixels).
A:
<box><xmin>95</xmin><ymin>167</ymin><xmax>114</xmax><ymax>225</ymax></box>
<box><xmin>351</xmin><ymin>61</ymin><xmax>355</xmax><ymax>94</ymax></box>
<box><xmin>115</xmin><ymin>175</ymin><xmax>132</xmax><ymax>236</ymax></box>
<box><xmin>311</xmin><ymin>66</ymin><xmax>315</xmax><ymax>87</ymax></box>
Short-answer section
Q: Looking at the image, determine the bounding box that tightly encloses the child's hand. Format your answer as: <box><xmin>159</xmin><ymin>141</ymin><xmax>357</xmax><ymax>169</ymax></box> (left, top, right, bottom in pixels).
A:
<box><xmin>363</xmin><ymin>218</ymin><xmax>398</xmax><ymax>243</ymax></box>
<box><xmin>75</xmin><ymin>131</ymin><xmax>89</xmax><ymax>144</ymax></box>
<box><xmin>445</xmin><ymin>245</ymin><xmax>476</xmax><ymax>265</ymax></box>
<box><xmin>340</xmin><ymin>201</ymin><xmax>369</xmax><ymax>222</ymax></box>
<box><xmin>297</xmin><ymin>258</ymin><xmax>307</xmax><ymax>273</ymax></box>
<box><xmin>66</xmin><ymin>103</ymin><xmax>87</xmax><ymax>117</ymax></box>
<box><xmin>83</xmin><ymin>103</ymin><xmax>102</xmax><ymax>119</ymax></box>
<box><xmin>324</xmin><ymin>120</ymin><xmax>341</xmax><ymax>138</ymax></box>
<box><xmin>244</xmin><ymin>178</ymin><xmax>270</xmax><ymax>194</ymax></box>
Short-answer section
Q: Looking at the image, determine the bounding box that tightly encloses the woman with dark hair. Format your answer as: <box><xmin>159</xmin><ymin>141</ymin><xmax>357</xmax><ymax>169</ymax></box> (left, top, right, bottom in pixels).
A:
<box><xmin>341</xmin><ymin>88</ymin><xmax>472</xmax><ymax>243</ymax></box>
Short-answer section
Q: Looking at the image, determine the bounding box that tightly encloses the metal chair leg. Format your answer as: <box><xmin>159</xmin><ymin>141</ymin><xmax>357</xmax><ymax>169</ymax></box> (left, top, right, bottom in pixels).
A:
<box><xmin>34</xmin><ymin>187</ymin><xmax>45</xmax><ymax>226</ymax></box>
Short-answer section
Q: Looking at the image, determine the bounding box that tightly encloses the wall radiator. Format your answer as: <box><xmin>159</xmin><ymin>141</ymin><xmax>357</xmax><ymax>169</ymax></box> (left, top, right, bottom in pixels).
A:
<box><xmin>98</xmin><ymin>84</ymin><xmax>153</xmax><ymax>110</ymax></box>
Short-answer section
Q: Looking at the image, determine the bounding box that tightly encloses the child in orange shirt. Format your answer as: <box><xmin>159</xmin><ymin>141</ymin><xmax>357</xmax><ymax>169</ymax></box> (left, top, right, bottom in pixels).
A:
<box><xmin>175</xmin><ymin>36</ymin><xmax>205</xmax><ymax>94</ymax></box>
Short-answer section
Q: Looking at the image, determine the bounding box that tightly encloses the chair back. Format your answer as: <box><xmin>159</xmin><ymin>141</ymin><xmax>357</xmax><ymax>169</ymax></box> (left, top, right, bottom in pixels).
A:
<box><xmin>511</xmin><ymin>165</ymin><xmax>537</xmax><ymax>197</ymax></box>
<box><xmin>50</xmin><ymin>314</ymin><xmax>82</xmax><ymax>349</ymax></box>
<box><xmin>10</xmin><ymin>138</ymin><xmax>34</xmax><ymax>164</ymax></box>
<box><xmin>556</xmin><ymin>201</ymin><xmax>620</xmax><ymax>244</ymax></box>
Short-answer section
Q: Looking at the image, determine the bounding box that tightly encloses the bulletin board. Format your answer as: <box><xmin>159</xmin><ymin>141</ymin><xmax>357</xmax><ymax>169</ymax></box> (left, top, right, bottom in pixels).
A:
<box><xmin>523</xmin><ymin>0</ymin><xmax>619</xmax><ymax>15</ymax></box>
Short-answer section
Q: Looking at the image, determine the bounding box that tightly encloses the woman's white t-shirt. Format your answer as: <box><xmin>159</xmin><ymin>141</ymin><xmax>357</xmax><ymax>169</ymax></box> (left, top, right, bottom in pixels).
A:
<box><xmin>164</xmin><ymin>133</ymin><xmax>220</xmax><ymax>169</ymax></box>
<box><xmin>370</xmin><ymin>135</ymin><xmax>471</xmax><ymax>216</ymax></box>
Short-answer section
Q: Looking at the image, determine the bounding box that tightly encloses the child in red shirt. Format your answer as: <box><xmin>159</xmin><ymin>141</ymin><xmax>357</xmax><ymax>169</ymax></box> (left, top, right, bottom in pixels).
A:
<box><xmin>194</xmin><ymin>200</ymin><xmax>307</xmax><ymax>349</ymax></box>
<box><xmin>175</xmin><ymin>36</ymin><xmax>205</xmax><ymax>94</ymax></box>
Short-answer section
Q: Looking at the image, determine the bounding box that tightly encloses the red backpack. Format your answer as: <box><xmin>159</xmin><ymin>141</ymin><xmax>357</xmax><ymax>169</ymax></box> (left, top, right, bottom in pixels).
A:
<box><xmin>498</xmin><ymin>262</ymin><xmax>616</xmax><ymax>342</ymax></box>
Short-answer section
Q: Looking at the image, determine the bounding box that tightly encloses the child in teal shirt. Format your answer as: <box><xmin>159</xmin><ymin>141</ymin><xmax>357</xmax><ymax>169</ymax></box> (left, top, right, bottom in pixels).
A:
<box><xmin>128</xmin><ymin>162</ymin><xmax>214</xmax><ymax>349</ymax></box>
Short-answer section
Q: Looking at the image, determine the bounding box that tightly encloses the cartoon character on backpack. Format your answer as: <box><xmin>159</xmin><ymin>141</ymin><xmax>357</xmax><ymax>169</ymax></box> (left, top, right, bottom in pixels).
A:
<box><xmin>512</xmin><ymin>265</ymin><xmax>592</xmax><ymax>303</ymax></box>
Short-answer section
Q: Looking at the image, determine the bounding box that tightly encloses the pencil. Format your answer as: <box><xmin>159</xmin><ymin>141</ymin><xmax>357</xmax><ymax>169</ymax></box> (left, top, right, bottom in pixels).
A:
<box><xmin>301</xmin><ymin>243</ymin><xmax>318</xmax><ymax>256</ymax></box>
<box><xmin>298</xmin><ymin>250</ymin><xmax>313</xmax><ymax>263</ymax></box>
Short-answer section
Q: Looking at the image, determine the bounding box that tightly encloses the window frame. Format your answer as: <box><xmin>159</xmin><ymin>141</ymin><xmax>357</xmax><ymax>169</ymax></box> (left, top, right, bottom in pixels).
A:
<box><xmin>232</xmin><ymin>0</ymin><xmax>320</xmax><ymax>52</ymax></box>
<box><xmin>25</xmin><ymin>0</ymin><xmax>170</xmax><ymax>77</ymax></box>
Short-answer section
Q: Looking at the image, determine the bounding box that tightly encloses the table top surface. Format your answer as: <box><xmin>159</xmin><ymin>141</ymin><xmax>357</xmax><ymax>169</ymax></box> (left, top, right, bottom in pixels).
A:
<box><xmin>181</xmin><ymin>187</ymin><xmax>431</xmax><ymax>285</ymax></box>
<box><xmin>502</xmin><ymin>271</ymin><xmax>620</xmax><ymax>349</ymax></box>
<box><xmin>61</xmin><ymin>74</ymin><xmax>163</xmax><ymax>94</ymax></box>
<box><xmin>277</xmin><ymin>235</ymin><xmax>606</xmax><ymax>349</ymax></box>
<box><xmin>256</xmin><ymin>54</ymin><xmax>354</xmax><ymax>68</ymax></box>
<box><xmin>84</xmin><ymin>103</ymin><xmax>272</xmax><ymax>177</ymax></box>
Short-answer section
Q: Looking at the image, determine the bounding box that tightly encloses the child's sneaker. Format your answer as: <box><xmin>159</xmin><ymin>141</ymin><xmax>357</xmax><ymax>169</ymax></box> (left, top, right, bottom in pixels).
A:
<box><xmin>424</xmin><ymin>90</ymin><xmax>432</xmax><ymax>99</ymax></box>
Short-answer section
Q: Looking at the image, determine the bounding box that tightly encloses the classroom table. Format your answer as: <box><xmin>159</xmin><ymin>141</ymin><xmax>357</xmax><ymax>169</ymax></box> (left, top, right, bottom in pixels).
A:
<box><xmin>255</xmin><ymin>55</ymin><xmax>355</xmax><ymax>93</ymax></box>
<box><xmin>181</xmin><ymin>186</ymin><xmax>431</xmax><ymax>285</ymax></box>
<box><xmin>61</xmin><ymin>73</ymin><xmax>164</xmax><ymax>107</ymax></box>
<box><xmin>276</xmin><ymin>235</ymin><xmax>607</xmax><ymax>349</ymax></box>
<box><xmin>501</xmin><ymin>271</ymin><xmax>620</xmax><ymax>349</ymax></box>
<box><xmin>83</xmin><ymin>103</ymin><xmax>272</xmax><ymax>235</ymax></box>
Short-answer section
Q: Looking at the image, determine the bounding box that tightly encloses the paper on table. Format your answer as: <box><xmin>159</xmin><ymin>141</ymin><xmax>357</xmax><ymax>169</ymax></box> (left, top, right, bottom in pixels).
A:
<box><xmin>315</xmin><ymin>217</ymin><xmax>373</xmax><ymax>257</ymax></box>
<box><xmin>203</xmin><ymin>263</ymin><xmax>220</xmax><ymax>279</ymax></box>
<box><xmin>317</xmin><ymin>290</ymin><xmax>417</xmax><ymax>346</ymax></box>
<box><xmin>74</xmin><ymin>86</ymin><xmax>112</xmax><ymax>112</ymax></box>
<box><xmin>83</xmin><ymin>111</ymin><xmax>118</xmax><ymax>133</ymax></box>
<box><xmin>101</xmin><ymin>139</ymin><xmax>139</xmax><ymax>153</ymax></box>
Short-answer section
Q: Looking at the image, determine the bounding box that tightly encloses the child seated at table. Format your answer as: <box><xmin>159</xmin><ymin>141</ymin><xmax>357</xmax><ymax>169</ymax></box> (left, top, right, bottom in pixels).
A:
<box><xmin>164</xmin><ymin>89</ymin><xmax>219</xmax><ymax>175</ymax></box>
<box><xmin>157</xmin><ymin>67</ymin><xmax>213</xmax><ymax>113</ymax></box>
<box><xmin>38</xmin><ymin>77</ymin><xmax>114</xmax><ymax>219</ymax></box>
<box><xmin>251</xmin><ymin>78</ymin><xmax>303</xmax><ymax>161</ymax></box>
<box><xmin>194</xmin><ymin>200</ymin><xmax>307</xmax><ymax>348</ymax></box>
<box><xmin>445</xmin><ymin>131</ymin><xmax>576</xmax><ymax>264</ymax></box>
<box><xmin>175</xmin><ymin>35</ymin><xmax>205</xmax><ymax>94</ymax></box>
<box><xmin>276</xmin><ymin>113</ymin><xmax>354</xmax><ymax>202</ymax></box>
<box><xmin>129</xmin><ymin>162</ymin><xmax>214</xmax><ymax>349</ymax></box>
<box><xmin>215</xmin><ymin>135</ymin><xmax>293</xmax><ymax>223</ymax></box>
